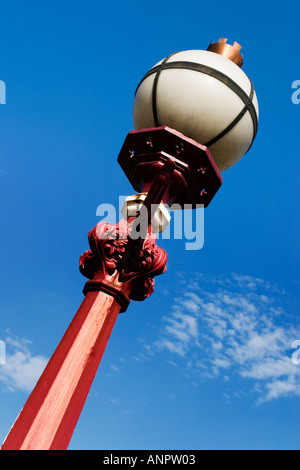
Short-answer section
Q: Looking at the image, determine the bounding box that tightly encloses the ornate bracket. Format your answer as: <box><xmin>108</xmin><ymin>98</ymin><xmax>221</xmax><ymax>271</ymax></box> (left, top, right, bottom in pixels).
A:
<box><xmin>79</xmin><ymin>219</ymin><xmax>167</xmax><ymax>312</ymax></box>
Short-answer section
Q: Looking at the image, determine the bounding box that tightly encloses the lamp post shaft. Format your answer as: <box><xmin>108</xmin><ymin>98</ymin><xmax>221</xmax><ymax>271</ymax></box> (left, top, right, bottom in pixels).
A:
<box><xmin>2</xmin><ymin>291</ymin><xmax>121</xmax><ymax>450</ymax></box>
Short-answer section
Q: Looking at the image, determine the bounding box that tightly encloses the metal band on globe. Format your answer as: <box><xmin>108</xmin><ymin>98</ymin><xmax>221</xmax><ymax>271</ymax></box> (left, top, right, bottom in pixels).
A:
<box><xmin>205</xmin><ymin>80</ymin><xmax>255</xmax><ymax>151</ymax></box>
<box><xmin>151</xmin><ymin>52</ymin><xmax>179</xmax><ymax>127</ymax></box>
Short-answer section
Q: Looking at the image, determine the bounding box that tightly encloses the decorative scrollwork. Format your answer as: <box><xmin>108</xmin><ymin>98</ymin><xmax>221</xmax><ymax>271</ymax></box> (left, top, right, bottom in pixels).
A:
<box><xmin>79</xmin><ymin>219</ymin><xmax>167</xmax><ymax>309</ymax></box>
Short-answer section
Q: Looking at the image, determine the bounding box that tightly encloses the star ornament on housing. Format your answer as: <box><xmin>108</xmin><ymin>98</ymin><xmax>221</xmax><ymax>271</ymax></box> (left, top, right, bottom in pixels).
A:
<box><xmin>133</xmin><ymin>38</ymin><xmax>259</xmax><ymax>172</ymax></box>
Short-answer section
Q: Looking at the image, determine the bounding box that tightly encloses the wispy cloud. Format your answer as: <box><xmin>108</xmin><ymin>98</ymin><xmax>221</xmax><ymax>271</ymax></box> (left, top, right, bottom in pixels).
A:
<box><xmin>0</xmin><ymin>334</ymin><xmax>48</xmax><ymax>393</ymax></box>
<box><xmin>105</xmin><ymin>362</ymin><xmax>120</xmax><ymax>377</ymax></box>
<box><xmin>145</xmin><ymin>273</ymin><xmax>300</xmax><ymax>404</ymax></box>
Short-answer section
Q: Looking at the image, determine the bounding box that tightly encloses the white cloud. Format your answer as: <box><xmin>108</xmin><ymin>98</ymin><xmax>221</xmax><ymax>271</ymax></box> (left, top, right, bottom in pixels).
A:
<box><xmin>154</xmin><ymin>310</ymin><xmax>200</xmax><ymax>357</ymax></box>
<box><xmin>154</xmin><ymin>339</ymin><xmax>187</xmax><ymax>357</ymax></box>
<box><xmin>263</xmin><ymin>379</ymin><xmax>300</xmax><ymax>403</ymax></box>
<box><xmin>145</xmin><ymin>273</ymin><xmax>300</xmax><ymax>404</ymax></box>
<box><xmin>0</xmin><ymin>335</ymin><xmax>48</xmax><ymax>393</ymax></box>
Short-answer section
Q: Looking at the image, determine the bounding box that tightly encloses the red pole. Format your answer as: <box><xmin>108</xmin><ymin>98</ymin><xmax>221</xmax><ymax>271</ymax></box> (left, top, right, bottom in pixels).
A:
<box><xmin>1</xmin><ymin>219</ymin><xmax>167</xmax><ymax>450</ymax></box>
<box><xmin>2</xmin><ymin>291</ymin><xmax>120</xmax><ymax>450</ymax></box>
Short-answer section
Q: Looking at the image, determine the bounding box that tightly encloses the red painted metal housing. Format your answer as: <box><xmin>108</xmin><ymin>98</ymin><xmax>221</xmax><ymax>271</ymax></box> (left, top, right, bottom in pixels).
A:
<box><xmin>118</xmin><ymin>126</ymin><xmax>222</xmax><ymax>208</ymax></box>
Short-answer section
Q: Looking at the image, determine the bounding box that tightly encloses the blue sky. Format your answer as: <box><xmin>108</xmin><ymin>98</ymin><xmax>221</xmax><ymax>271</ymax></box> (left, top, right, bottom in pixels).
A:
<box><xmin>0</xmin><ymin>0</ymin><xmax>299</xmax><ymax>450</ymax></box>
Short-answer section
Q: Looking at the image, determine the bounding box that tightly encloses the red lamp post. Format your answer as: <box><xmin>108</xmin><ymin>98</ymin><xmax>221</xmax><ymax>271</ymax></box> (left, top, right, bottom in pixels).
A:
<box><xmin>1</xmin><ymin>39</ymin><xmax>258</xmax><ymax>450</ymax></box>
<box><xmin>1</xmin><ymin>127</ymin><xmax>221</xmax><ymax>451</ymax></box>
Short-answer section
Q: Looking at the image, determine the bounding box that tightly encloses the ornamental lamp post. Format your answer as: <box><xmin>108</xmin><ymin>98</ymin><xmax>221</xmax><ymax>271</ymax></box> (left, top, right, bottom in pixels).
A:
<box><xmin>1</xmin><ymin>38</ymin><xmax>258</xmax><ymax>450</ymax></box>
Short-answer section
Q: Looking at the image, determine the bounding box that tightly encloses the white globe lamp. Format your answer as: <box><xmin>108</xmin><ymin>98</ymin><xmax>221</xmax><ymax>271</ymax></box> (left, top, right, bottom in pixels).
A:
<box><xmin>133</xmin><ymin>38</ymin><xmax>259</xmax><ymax>172</ymax></box>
